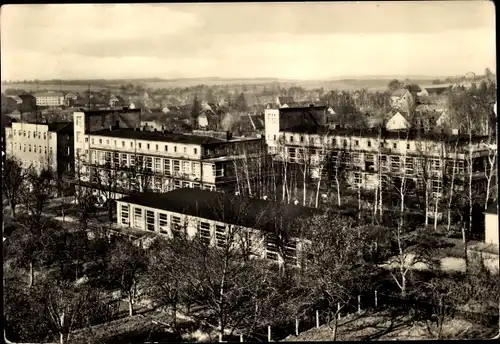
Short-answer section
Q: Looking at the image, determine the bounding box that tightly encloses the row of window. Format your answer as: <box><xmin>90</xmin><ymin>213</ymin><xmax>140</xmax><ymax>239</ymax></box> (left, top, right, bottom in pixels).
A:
<box><xmin>87</xmin><ymin>136</ymin><xmax>199</xmax><ymax>155</ymax></box>
<box><xmin>280</xmin><ymin>134</ymin><xmax>415</xmax><ymax>150</ymax></box>
<box><xmin>88</xmin><ymin>167</ymin><xmax>215</xmax><ymax>192</ymax></box>
<box><xmin>13</xmin><ymin>129</ymin><xmax>51</xmax><ymax>140</ymax></box>
<box><xmin>120</xmin><ymin>204</ymin><xmax>299</xmax><ymax>264</ymax></box>
<box><xmin>13</xmin><ymin>143</ymin><xmax>52</xmax><ymax>154</ymax></box>
<box><xmin>89</xmin><ymin>150</ymin><xmax>224</xmax><ymax>178</ymax></box>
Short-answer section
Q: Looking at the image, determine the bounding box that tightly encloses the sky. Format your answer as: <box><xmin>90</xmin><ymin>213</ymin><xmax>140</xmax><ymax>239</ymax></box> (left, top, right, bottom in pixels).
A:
<box><xmin>0</xmin><ymin>2</ymin><xmax>496</xmax><ymax>81</ymax></box>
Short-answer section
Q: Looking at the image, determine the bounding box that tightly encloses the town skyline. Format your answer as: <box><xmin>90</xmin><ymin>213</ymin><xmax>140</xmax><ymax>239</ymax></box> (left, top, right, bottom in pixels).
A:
<box><xmin>1</xmin><ymin>2</ymin><xmax>496</xmax><ymax>81</ymax></box>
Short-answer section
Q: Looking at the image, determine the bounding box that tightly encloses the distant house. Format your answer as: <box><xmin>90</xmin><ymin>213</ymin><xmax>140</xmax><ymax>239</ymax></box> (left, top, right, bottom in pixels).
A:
<box><xmin>140</xmin><ymin>120</ymin><xmax>163</xmax><ymax>132</ymax></box>
<box><xmin>390</xmin><ymin>89</ymin><xmax>414</xmax><ymax>113</ymax></box>
<box><xmin>276</xmin><ymin>96</ymin><xmax>295</xmax><ymax>108</ymax></box>
<box><xmin>197</xmin><ymin>110</ymin><xmax>220</xmax><ymax>130</ymax></box>
<box><xmin>7</xmin><ymin>109</ymin><xmax>22</xmax><ymax>121</ymax></box>
<box><xmin>385</xmin><ymin>111</ymin><xmax>410</xmax><ymax>131</ymax></box>
<box><xmin>34</xmin><ymin>91</ymin><xmax>65</xmax><ymax>107</ymax></box>
<box><xmin>8</xmin><ymin>95</ymin><xmax>22</xmax><ymax>105</ymax></box>
<box><xmin>18</xmin><ymin>94</ymin><xmax>37</xmax><ymax>113</ymax></box>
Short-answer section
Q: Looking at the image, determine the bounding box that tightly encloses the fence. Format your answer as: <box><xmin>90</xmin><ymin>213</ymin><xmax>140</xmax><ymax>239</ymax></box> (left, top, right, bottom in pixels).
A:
<box><xmin>250</xmin><ymin>289</ymin><xmax>499</xmax><ymax>342</ymax></box>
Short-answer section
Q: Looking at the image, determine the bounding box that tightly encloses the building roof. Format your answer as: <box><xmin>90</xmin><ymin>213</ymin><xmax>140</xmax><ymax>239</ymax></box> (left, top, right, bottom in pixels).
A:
<box><xmin>80</xmin><ymin>109</ymin><xmax>142</xmax><ymax>117</ymax></box>
<box><xmin>485</xmin><ymin>201</ymin><xmax>498</xmax><ymax>215</ymax></box>
<box><xmin>118</xmin><ymin>189</ymin><xmax>321</xmax><ymax>234</ymax></box>
<box><xmin>391</xmin><ymin>89</ymin><xmax>409</xmax><ymax>97</ymax></box>
<box><xmin>34</xmin><ymin>91</ymin><xmax>65</xmax><ymax>98</ymax></box>
<box><xmin>278</xmin><ymin>96</ymin><xmax>295</xmax><ymax>105</ymax></box>
<box><xmin>90</xmin><ymin>127</ymin><xmax>225</xmax><ymax>145</ymax></box>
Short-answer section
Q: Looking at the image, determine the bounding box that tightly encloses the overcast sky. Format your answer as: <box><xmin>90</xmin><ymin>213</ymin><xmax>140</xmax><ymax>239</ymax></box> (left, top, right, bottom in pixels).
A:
<box><xmin>1</xmin><ymin>2</ymin><xmax>496</xmax><ymax>81</ymax></box>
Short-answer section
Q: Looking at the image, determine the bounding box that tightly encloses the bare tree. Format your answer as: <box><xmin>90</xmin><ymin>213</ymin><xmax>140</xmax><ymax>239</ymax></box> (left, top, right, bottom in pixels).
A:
<box><xmin>106</xmin><ymin>237</ymin><xmax>148</xmax><ymax>317</ymax></box>
<box><xmin>2</xmin><ymin>156</ymin><xmax>26</xmax><ymax>220</ymax></box>
<box><xmin>299</xmin><ymin>212</ymin><xmax>380</xmax><ymax>340</ymax></box>
<box><xmin>387</xmin><ymin>228</ymin><xmax>442</xmax><ymax>298</ymax></box>
<box><xmin>483</xmin><ymin>137</ymin><xmax>497</xmax><ymax>211</ymax></box>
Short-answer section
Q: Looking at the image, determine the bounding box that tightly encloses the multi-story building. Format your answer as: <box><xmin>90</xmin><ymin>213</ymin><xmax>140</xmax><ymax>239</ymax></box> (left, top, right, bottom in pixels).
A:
<box><xmin>73</xmin><ymin>109</ymin><xmax>271</xmax><ymax>201</ymax></box>
<box><xmin>34</xmin><ymin>91</ymin><xmax>65</xmax><ymax>107</ymax></box>
<box><xmin>116</xmin><ymin>188</ymin><xmax>320</xmax><ymax>267</ymax></box>
<box><xmin>264</xmin><ymin>105</ymin><xmax>493</xmax><ymax>204</ymax></box>
<box><xmin>4</xmin><ymin>121</ymin><xmax>74</xmax><ymax>177</ymax></box>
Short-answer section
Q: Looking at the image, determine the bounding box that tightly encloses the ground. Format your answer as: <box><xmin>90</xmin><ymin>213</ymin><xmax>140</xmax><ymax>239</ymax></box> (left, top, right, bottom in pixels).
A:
<box><xmin>284</xmin><ymin>309</ymin><xmax>494</xmax><ymax>341</ymax></box>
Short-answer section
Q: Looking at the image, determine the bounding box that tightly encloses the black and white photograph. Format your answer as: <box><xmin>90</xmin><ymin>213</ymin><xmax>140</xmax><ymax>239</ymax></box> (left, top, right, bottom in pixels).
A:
<box><xmin>1</xmin><ymin>2</ymin><xmax>498</xmax><ymax>343</ymax></box>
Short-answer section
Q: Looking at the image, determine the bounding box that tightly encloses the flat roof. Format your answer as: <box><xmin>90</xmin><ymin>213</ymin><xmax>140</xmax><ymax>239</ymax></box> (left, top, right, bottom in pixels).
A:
<box><xmin>118</xmin><ymin>188</ymin><xmax>321</xmax><ymax>234</ymax></box>
<box><xmin>79</xmin><ymin>109</ymin><xmax>142</xmax><ymax>116</ymax></box>
<box><xmin>90</xmin><ymin>128</ymin><xmax>225</xmax><ymax>145</ymax></box>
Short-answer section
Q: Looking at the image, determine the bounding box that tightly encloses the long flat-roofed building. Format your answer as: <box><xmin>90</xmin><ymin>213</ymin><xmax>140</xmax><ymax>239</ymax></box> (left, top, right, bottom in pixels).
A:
<box><xmin>116</xmin><ymin>188</ymin><xmax>321</xmax><ymax>266</ymax></box>
<box><xmin>73</xmin><ymin>109</ymin><xmax>272</xmax><ymax>201</ymax></box>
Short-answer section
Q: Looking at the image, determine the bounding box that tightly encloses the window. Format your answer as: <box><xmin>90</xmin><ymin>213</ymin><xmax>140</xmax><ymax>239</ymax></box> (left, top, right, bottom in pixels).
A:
<box><xmin>199</xmin><ymin>221</ymin><xmax>211</xmax><ymax>245</ymax></box>
<box><xmin>23</xmin><ymin>131</ymin><xmax>26</xmax><ymax>137</ymax></box>
<box><xmin>353</xmin><ymin>172</ymin><xmax>362</xmax><ymax>186</ymax></box>
<box><xmin>171</xmin><ymin>215</ymin><xmax>182</xmax><ymax>235</ymax></box>
<box><xmin>343</xmin><ymin>139</ymin><xmax>347</xmax><ymax>147</ymax></box>
<box><xmin>130</xmin><ymin>141</ymin><xmax>133</xmax><ymax>148</ymax></box>
<box><xmin>146</xmin><ymin>210</ymin><xmax>155</xmax><ymax>231</ymax></box>
<box><xmin>273</xmin><ymin>134</ymin><xmax>277</xmax><ymax>141</ymax></box>
<box><xmin>106</xmin><ymin>139</ymin><xmax>109</xmax><ymax>145</ymax></box>
<box><xmin>44</xmin><ymin>147</ymin><xmax>47</xmax><ymax>154</ymax></box>
<box><xmin>105</xmin><ymin>151</ymin><xmax>111</xmax><ymax>165</ymax></box>
<box><xmin>155</xmin><ymin>158</ymin><xmax>161</xmax><ymax>173</ymax></box>
<box><xmin>99</xmin><ymin>139</ymin><xmax>102</xmax><ymax>144</ymax></box>
<box><xmin>113</xmin><ymin>152</ymin><xmax>119</xmax><ymax>167</ymax></box>
<box><xmin>192</xmin><ymin>162</ymin><xmax>200</xmax><ymax>177</ymax></box>
<box><xmin>133</xmin><ymin>207</ymin><xmax>143</xmax><ymax>229</ymax></box>
<box><xmin>173</xmin><ymin>160</ymin><xmax>180</xmax><ymax>173</ymax></box>
<box><xmin>13</xmin><ymin>130</ymin><xmax>16</xmax><ymax>136</ymax></box>
<box><xmin>391</xmin><ymin>156</ymin><xmax>401</xmax><ymax>172</ymax></box>
<box><xmin>33</xmin><ymin>145</ymin><xmax>37</xmax><ymax>153</ymax></box>
<box><xmin>121</xmin><ymin>153</ymin><xmax>128</xmax><ymax>167</ymax></box>
<box><xmin>193</xmin><ymin>183</ymin><xmax>200</xmax><ymax>189</ymax></box>
<box><xmin>76</xmin><ymin>117</ymin><xmax>81</xmax><ymax>126</ymax></box>
<box><xmin>130</xmin><ymin>155</ymin><xmax>135</xmax><ymax>167</ymax></box>
<box><xmin>28</xmin><ymin>131</ymin><xmax>31</xmax><ymax>138</ymax></box>
<box><xmin>121</xmin><ymin>205</ymin><xmax>129</xmax><ymax>225</ymax></box>
<box><xmin>33</xmin><ymin>131</ymin><xmax>37</xmax><ymax>138</ymax></box>
<box><xmin>154</xmin><ymin>176</ymin><xmax>162</xmax><ymax>190</ymax></box>
<box><xmin>158</xmin><ymin>213</ymin><xmax>168</xmax><ymax>233</ymax></box>
<box><xmin>215</xmin><ymin>225</ymin><xmax>226</xmax><ymax>248</ymax></box>
<box><xmin>91</xmin><ymin>138</ymin><xmax>94</xmax><ymax>144</ymax></box>
<box><xmin>393</xmin><ymin>143</ymin><xmax>397</xmax><ymax>149</ymax></box>
<box><xmin>122</xmin><ymin>141</ymin><xmax>125</xmax><ymax>147</ymax></box>
<box><xmin>194</xmin><ymin>148</ymin><xmax>198</xmax><ymax>154</ymax></box>
<box><xmin>147</xmin><ymin>143</ymin><xmax>150</xmax><ymax>150</ymax></box>
<box><xmin>300</xmin><ymin>136</ymin><xmax>304</xmax><ymax>143</ymax></box>
<box><xmin>164</xmin><ymin>145</ymin><xmax>168</xmax><ymax>152</ymax></box>
<box><xmin>310</xmin><ymin>137</ymin><xmax>315</xmax><ymax>145</ymax></box>
<box><xmin>182</xmin><ymin>161</ymin><xmax>190</xmax><ymax>174</ymax></box>
<box><xmin>174</xmin><ymin>180</ymin><xmax>181</xmax><ymax>189</ymax></box>
<box><xmin>432</xmin><ymin>179</ymin><xmax>442</xmax><ymax>194</ymax></box>
<box><xmin>368</xmin><ymin>140</ymin><xmax>372</xmax><ymax>147</ymax></box>
<box><xmin>155</xmin><ymin>144</ymin><xmax>158</xmax><ymax>151</ymax></box>
<box><xmin>138</xmin><ymin>142</ymin><xmax>142</xmax><ymax>149</ymax></box>
<box><xmin>174</xmin><ymin>146</ymin><xmax>177</xmax><ymax>153</ymax></box>
<box><xmin>85</xmin><ymin>137</ymin><xmax>89</xmax><ymax>143</ymax></box>
<box><xmin>28</xmin><ymin>144</ymin><xmax>31</xmax><ymax>152</ymax></box>
<box><xmin>288</xmin><ymin>147</ymin><xmax>296</xmax><ymax>162</ymax></box>
<box><xmin>183</xmin><ymin>147</ymin><xmax>187</xmax><ymax>153</ymax></box>
<box><xmin>289</xmin><ymin>135</ymin><xmax>294</xmax><ymax>143</ymax></box>
<box><xmin>43</xmin><ymin>132</ymin><xmax>46</xmax><ymax>139</ymax></box>
<box><xmin>39</xmin><ymin>145</ymin><xmax>42</xmax><ymax>153</ymax></box>
<box><xmin>407</xmin><ymin>143</ymin><xmax>410</xmax><ymax>150</ymax></box>
<box><xmin>182</xmin><ymin>182</ymin><xmax>190</xmax><ymax>188</ymax></box>
<box><xmin>164</xmin><ymin>159</ymin><xmax>171</xmax><ymax>176</ymax></box>
<box><xmin>146</xmin><ymin>157</ymin><xmax>153</xmax><ymax>172</ymax></box>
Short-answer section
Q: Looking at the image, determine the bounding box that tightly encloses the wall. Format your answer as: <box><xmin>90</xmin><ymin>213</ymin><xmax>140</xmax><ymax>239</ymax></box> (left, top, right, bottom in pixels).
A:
<box><xmin>7</xmin><ymin>122</ymin><xmax>57</xmax><ymax>171</ymax></box>
<box><xmin>485</xmin><ymin>213</ymin><xmax>499</xmax><ymax>246</ymax></box>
